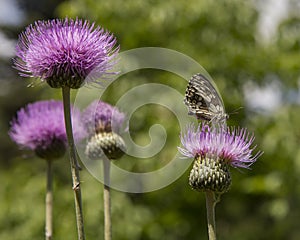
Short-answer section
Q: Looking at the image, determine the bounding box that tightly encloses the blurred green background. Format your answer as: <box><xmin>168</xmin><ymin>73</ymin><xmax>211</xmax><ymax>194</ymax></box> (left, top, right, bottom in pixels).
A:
<box><xmin>1</xmin><ymin>0</ymin><xmax>300</xmax><ymax>239</ymax></box>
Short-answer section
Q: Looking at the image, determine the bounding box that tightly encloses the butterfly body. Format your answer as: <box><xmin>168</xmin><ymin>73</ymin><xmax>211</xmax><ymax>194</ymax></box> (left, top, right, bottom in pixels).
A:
<box><xmin>184</xmin><ymin>73</ymin><xmax>228</xmax><ymax>123</ymax></box>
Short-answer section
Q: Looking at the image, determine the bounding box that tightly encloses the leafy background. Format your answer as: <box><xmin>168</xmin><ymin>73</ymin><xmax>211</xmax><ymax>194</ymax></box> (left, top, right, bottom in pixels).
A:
<box><xmin>1</xmin><ymin>0</ymin><xmax>300</xmax><ymax>239</ymax></box>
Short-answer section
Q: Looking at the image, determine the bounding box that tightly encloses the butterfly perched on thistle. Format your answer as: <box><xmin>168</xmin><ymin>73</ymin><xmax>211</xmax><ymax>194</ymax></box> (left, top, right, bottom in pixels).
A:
<box><xmin>184</xmin><ymin>73</ymin><xmax>228</xmax><ymax>124</ymax></box>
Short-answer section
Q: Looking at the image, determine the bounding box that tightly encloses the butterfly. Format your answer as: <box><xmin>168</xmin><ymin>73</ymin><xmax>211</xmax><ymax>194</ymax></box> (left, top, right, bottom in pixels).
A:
<box><xmin>184</xmin><ymin>73</ymin><xmax>228</xmax><ymax>123</ymax></box>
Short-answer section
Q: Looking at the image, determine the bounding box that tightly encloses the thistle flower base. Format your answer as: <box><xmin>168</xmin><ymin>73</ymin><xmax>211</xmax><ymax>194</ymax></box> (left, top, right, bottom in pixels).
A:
<box><xmin>85</xmin><ymin>132</ymin><xmax>126</xmax><ymax>160</ymax></box>
<box><xmin>189</xmin><ymin>156</ymin><xmax>231</xmax><ymax>194</ymax></box>
<box><xmin>46</xmin><ymin>76</ymin><xmax>83</xmax><ymax>89</ymax></box>
<box><xmin>35</xmin><ymin>138</ymin><xmax>66</xmax><ymax>160</ymax></box>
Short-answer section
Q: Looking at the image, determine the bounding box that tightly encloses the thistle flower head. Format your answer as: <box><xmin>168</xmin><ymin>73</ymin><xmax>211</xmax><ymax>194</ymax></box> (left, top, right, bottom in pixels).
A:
<box><xmin>83</xmin><ymin>100</ymin><xmax>126</xmax><ymax>160</ymax></box>
<box><xmin>179</xmin><ymin>123</ymin><xmax>261</xmax><ymax>169</ymax></box>
<box><xmin>14</xmin><ymin>18</ymin><xmax>119</xmax><ymax>89</ymax></box>
<box><xmin>179</xmin><ymin>123</ymin><xmax>262</xmax><ymax>193</ymax></box>
<box><xmin>9</xmin><ymin>100</ymin><xmax>85</xmax><ymax>160</ymax></box>
<box><xmin>82</xmin><ymin>100</ymin><xmax>126</xmax><ymax>137</ymax></box>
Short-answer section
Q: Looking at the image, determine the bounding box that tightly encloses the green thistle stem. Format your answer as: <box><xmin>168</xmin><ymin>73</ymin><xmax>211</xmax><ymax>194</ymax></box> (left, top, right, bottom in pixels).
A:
<box><xmin>103</xmin><ymin>159</ymin><xmax>112</xmax><ymax>240</ymax></box>
<box><xmin>62</xmin><ymin>86</ymin><xmax>85</xmax><ymax>240</ymax></box>
<box><xmin>45</xmin><ymin>159</ymin><xmax>53</xmax><ymax>240</ymax></box>
<box><xmin>205</xmin><ymin>191</ymin><xmax>217</xmax><ymax>240</ymax></box>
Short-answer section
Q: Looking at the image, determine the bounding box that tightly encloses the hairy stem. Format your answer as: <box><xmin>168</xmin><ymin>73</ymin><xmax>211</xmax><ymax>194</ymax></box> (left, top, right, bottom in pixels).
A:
<box><xmin>62</xmin><ymin>86</ymin><xmax>85</xmax><ymax>240</ymax></box>
<box><xmin>45</xmin><ymin>159</ymin><xmax>53</xmax><ymax>240</ymax></box>
<box><xmin>205</xmin><ymin>191</ymin><xmax>217</xmax><ymax>240</ymax></box>
<box><xmin>103</xmin><ymin>159</ymin><xmax>112</xmax><ymax>240</ymax></box>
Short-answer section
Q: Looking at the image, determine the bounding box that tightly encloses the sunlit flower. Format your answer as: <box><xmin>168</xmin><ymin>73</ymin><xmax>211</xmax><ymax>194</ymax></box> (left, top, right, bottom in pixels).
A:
<box><xmin>83</xmin><ymin>100</ymin><xmax>126</xmax><ymax>160</ymax></box>
<box><xmin>178</xmin><ymin>123</ymin><xmax>262</xmax><ymax>193</ymax></box>
<box><xmin>9</xmin><ymin>100</ymin><xmax>85</xmax><ymax>160</ymax></box>
<box><xmin>14</xmin><ymin>18</ymin><xmax>119</xmax><ymax>89</ymax></box>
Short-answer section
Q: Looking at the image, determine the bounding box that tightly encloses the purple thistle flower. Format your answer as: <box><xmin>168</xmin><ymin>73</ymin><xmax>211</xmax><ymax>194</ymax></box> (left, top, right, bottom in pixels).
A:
<box><xmin>179</xmin><ymin>123</ymin><xmax>262</xmax><ymax>193</ymax></box>
<box><xmin>82</xmin><ymin>100</ymin><xmax>126</xmax><ymax>137</ymax></box>
<box><xmin>9</xmin><ymin>100</ymin><xmax>85</xmax><ymax>160</ymax></box>
<box><xmin>14</xmin><ymin>18</ymin><xmax>119</xmax><ymax>89</ymax></box>
<box><xmin>82</xmin><ymin>100</ymin><xmax>126</xmax><ymax>160</ymax></box>
<box><xmin>179</xmin><ymin>123</ymin><xmax>261</xmax><ymax>169</ymax></box>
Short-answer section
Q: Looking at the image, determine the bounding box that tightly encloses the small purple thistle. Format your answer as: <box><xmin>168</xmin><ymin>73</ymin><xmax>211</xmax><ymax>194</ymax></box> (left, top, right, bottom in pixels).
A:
<box><xmin>14</xmin><ymin>18</ymin><xmax>119</xmax><ymax>89</ymax></box>
<box><xmin>179</xmin><ymin>123</ymin><xmax>261</xmax><ymax>169</ymax></box>
<box><xmin>9</xmin><ymin>100</ymin><xmax>85</xmax><ymax>159</ymax></box>
<box><xmin>83</xmin><ymin>100</ymin><xmax>126</xmax><ymax>160</ymax></box>
<box><xmin>179</xmin><ymin>123</ymin><xmax>262</xmax><ymax>193</ymax></box>
<box><xmin>82</xmin><ymin>100</ymin><xmax>126</xmax><ymax>138</ymax></box>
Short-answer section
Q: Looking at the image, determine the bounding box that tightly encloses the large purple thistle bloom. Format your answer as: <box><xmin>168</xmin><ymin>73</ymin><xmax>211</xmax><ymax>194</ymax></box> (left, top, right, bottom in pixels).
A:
<box><xmin>179</xmin><ymin>123</ymin><xmax>262</xmax><ymax>169</ymax></box>
<box><xmin>82</xmin><ymin>100</ymin><xmax>126</xmax><ymax>137</ymax></box>
<box><xmin>14</xmin><ymin>18</ymin><xmax>119</xmax><ymax>89</ymax></box>
<box><xmin>9</xmin><ymin>100</ymin><xmax>85</xmax><ymax>159</ymax></box>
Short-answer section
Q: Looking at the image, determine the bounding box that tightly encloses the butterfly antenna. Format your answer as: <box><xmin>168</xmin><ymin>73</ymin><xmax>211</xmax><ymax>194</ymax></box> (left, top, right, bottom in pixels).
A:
<box><xmin>228</xmin><ymin>106</ymin><xmax>243</xmax><ymax>116</ymax></box>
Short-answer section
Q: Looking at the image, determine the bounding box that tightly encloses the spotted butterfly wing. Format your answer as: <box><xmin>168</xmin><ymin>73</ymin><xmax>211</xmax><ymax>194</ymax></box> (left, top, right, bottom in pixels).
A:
<box><xmin>184</xmin><ymin>73</ymin><xmax>228</xmax><ymax>123</ymax></box>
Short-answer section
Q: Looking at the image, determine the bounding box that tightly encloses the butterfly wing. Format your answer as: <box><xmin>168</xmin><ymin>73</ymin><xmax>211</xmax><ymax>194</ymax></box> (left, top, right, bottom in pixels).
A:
<box><xmin>184</xmin><ymin>81</ymin><xmax>213</xmax><ymax>121</ymax></box>
<box><xmin>184</xmin><ymin>74</ymin><xmax>227</xmax><ymax>123</ymax></box>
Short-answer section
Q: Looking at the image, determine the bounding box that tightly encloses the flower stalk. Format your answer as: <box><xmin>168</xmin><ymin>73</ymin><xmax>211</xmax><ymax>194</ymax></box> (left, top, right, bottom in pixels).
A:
<box><xmin>45</xmin><ymin>159</ymin><xmax>53</xmax><ymax>240</ymax></box>
<box><xmin>103</xmin><ymin>159</ymin><xmax>112</xmax><ymax>240</ymax></box>
<box><xmin>62</xmin><ymin>86</ymin><xmax>85</xmax><ymax>240</ymax></box>
<box><xmin>205</xmin><ymin>191</ymin><xmax>217</xmax><ymax>240</ymax></box>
